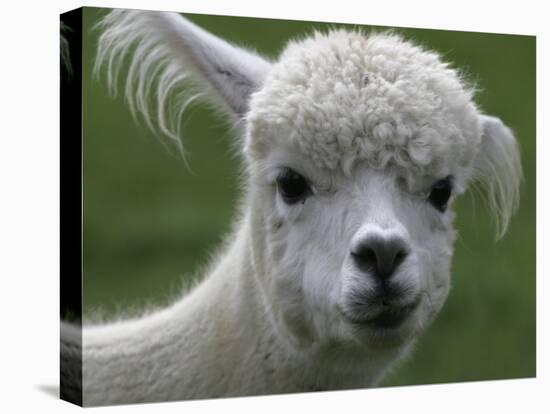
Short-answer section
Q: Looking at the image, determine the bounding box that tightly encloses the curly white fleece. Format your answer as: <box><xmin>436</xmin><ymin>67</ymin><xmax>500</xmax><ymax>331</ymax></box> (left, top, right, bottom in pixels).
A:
<box><xmin>246</xmin><ymin>30</ymin><xmax>481</xmax><ymax>190</ymax></box>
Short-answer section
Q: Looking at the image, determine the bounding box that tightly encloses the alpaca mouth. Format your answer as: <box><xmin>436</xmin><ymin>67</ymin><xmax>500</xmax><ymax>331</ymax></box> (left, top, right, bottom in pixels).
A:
<box><xmin>361</xmin><ymin>301</ymin><xmax>420</xmax><ymax>329</ymax></box>
<box><xmin>341</xmin><ymin>295</ymin><xmax>421</xmax><ymax>330</ymax></box>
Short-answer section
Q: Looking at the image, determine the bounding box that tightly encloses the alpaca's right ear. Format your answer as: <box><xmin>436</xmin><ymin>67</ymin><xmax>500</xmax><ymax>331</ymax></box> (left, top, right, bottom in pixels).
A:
<box><xmin>95</xmin><ymin>10</ymin><xmax>272</xmax><ymax>147</ymax></box>
<box><xmin>473</xmin><ymin>115</ymin><xmax>522</xmax><ymax>239</ymax></box>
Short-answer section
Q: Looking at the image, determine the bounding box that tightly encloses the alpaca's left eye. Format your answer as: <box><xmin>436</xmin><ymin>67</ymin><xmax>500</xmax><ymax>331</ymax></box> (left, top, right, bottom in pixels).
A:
<box><xmin>428</xmin><ymin>176</ymin><xmax>453</xmax><ymax>212</ymax></box>
<box><xmin>276</xmin><ymin>168</ymin><xmax>311</xmax><ymax>205</ymax></box>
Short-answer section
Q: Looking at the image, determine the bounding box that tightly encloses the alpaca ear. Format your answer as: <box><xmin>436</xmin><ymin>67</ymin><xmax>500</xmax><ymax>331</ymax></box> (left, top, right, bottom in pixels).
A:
<box><xmin>473</xmin><ymin>115</ymin><xmax>522</xmax><ymax>239</ymax></box>
<box><xmin>95</xmin><ymin>10</ymin><xmax>272</xmax><ymax>146</ymax></box>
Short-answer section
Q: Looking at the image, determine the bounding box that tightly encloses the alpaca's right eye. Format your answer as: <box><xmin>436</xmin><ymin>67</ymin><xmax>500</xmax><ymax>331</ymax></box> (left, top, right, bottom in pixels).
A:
<box><xmin>276</xmin><ymin>168</ymin><xmax>311</xmax><ymax>205</ymax></box>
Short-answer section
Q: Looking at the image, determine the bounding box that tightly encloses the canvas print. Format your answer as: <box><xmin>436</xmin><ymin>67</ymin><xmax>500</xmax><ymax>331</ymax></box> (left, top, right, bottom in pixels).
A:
<box><xmin>60</xmin><ymin>6</ymin><xmax>536</xmax><ymax>407</ymax></box>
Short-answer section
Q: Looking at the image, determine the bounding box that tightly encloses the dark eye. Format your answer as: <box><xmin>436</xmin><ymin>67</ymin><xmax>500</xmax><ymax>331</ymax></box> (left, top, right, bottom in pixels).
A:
<box><xmin>428</xmin><ymin>176</ymin><xmax>453</xmax><ymax>212</ymax></box>
<box><xmin>276</xmin><ymin>168</ymin><xmax>311</xmax><ymax>205</ymax></box>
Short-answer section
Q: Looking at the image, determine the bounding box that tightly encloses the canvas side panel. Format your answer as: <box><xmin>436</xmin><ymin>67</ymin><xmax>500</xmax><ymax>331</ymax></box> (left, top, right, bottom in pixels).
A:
<box><xmin>60</xmin><ymin>7</ymin><xmax>83</xmax><ymax>407</ymax></box>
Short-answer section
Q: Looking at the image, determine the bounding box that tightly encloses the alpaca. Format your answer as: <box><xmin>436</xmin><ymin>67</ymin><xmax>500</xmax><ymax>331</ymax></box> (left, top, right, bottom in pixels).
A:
<box><xmin>61</xmin><ymin>9</ymin><xmax>522</xmax><ymax>406</ymax></box>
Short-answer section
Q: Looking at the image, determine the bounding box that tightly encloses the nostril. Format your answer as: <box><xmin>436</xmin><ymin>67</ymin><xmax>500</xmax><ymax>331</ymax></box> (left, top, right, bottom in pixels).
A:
<box><xmin>363</xmin><ymin>247</ymin><xmax>377</xmax><ymax>266</ymax></box>
<box><xmin>394</xmin><ymin>249</ymin><xmax>408</xmax><ymax>268</ymax></box>
<box><xmin>351</xmin><ymin>235</ymin><xmax>409</xmax><ymax>279</ymax></box>
<box><xmin>351</xmin><ymin>246</ymin><xmax>377</xmax><ymax>273</ymax></box>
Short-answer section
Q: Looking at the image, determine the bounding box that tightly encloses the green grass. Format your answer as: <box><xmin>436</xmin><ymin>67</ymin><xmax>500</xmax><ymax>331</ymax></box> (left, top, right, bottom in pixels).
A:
<box><xmin>81</xmin><ymin>8</ymin><xmax>536</xmax><ymax>387</ymax></box>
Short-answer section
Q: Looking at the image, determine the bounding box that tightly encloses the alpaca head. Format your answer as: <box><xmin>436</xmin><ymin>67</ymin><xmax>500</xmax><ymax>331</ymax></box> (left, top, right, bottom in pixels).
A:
<box><xmin>244</xmin><ymin>31</ymin><xmax>522</xmax><ymax>350</ymax></box>
<box><xmin>98</xmin><ymin>11</ymin><xmax>522</xmax><ymax>351</ymax></box>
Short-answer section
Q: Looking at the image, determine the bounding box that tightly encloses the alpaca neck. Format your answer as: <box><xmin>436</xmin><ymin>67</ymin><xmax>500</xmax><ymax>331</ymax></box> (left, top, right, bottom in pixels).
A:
<box><xmin>82</xmin><ymin>213</ymin><xmax>278</xmax><ymax>404</ymax></box>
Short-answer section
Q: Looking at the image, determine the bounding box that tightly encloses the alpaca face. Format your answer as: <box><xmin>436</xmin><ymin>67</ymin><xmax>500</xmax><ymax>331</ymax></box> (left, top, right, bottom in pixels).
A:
<box><xmin>249</xmin><ymin>146</ymin><xmax>459</xmax><ymax>348</ymax></box>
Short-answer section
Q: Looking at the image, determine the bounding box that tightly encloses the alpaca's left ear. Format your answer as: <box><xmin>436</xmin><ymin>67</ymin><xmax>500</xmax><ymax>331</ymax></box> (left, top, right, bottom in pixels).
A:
<box><xmin>473</xmin><ymin>115</ymin><xmax>522</xmax><ymax>239</ymax></box>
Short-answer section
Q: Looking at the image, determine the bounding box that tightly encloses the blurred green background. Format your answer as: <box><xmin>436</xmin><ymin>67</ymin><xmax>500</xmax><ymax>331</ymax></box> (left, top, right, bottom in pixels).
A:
<box><xmin>82</xmin><ymin>8</ymin><xmax>535</xmax><ymax>387</ymax></box>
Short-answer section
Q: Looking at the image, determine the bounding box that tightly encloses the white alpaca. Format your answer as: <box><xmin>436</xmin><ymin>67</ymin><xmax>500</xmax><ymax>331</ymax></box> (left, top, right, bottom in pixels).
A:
<box><xmin>61</xmin><ymin>10</ymin><xmax>522</xmax><ymax>406</ymax></box>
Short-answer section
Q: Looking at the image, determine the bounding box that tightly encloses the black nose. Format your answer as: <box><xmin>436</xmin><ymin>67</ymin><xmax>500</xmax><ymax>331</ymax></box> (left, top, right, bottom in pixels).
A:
<box><xmin>351</xmin><ymin>235</ymin><xmax>409</xmax><ymax>279</ymax></box>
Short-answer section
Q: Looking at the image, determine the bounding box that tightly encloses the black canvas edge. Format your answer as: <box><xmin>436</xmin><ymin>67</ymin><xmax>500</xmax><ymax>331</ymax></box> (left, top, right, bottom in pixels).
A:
<box><xmin>60</xmin><ymin>7</ymin><xmax>83</xmax><ymax>407</ymax></box>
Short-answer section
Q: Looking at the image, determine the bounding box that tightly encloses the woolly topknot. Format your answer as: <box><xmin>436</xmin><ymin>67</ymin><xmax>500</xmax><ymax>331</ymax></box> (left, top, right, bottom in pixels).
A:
<box><xmin>246</xmin><ymin>30</ymin><xmax>481</xmax><ymax>189</ymax></box>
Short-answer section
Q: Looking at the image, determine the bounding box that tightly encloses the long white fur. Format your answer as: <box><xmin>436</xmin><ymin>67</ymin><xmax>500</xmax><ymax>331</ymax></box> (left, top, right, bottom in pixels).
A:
<box><xmin>94</xmin><ymin>10</ymin><xmax>271</xmax><ymax>152</ymax></box>
<box><xmin>62</xmin><ymin>9</ymin><xmax>522</xmax><ymax>406</ymax></box>
<box><xmin>473</xmin><ymin>115</ymin><xmax>522</xmax><ymax>237</ymax></box>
